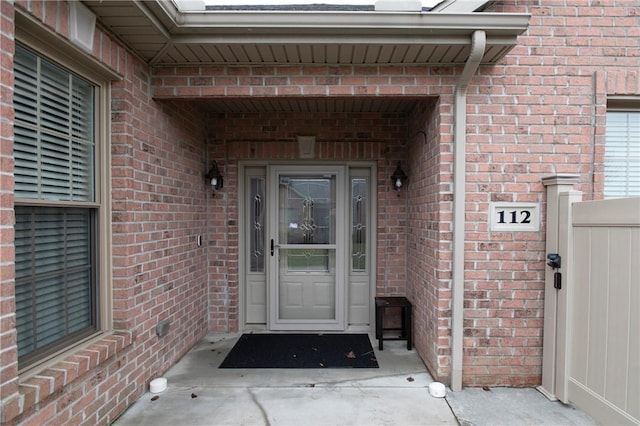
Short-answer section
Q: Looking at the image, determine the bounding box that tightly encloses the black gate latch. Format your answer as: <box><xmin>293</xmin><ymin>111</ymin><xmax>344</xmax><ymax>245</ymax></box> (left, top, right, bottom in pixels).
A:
<box><xmin>547</xmin><ymin>253</ymin><xmax>562</xmax><ymax>290</ymax></box>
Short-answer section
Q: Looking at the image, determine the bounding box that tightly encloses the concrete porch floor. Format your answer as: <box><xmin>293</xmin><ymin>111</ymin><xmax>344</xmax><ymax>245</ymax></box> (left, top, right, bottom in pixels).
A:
<box><xmin>112</xmin><ymin>333</ymin><xmax>597</xmax><ymax>426</ymax></box>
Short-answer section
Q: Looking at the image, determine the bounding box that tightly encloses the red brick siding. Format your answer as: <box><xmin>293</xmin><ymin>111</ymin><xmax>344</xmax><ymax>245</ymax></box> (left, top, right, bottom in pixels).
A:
<box><xmin>152</xmin><ymin>61</ymin><xmax>463</xmax><ymax>383</ymax></box>
<box><xmin>452</xmin><ymin>0</ymin><xmax>639</xmax><ymax>387</ymax></box>
<box><xmin>0</xmin><ymin>2</ymin><xmax>638</xmax><ymax>423</ymax></box>
<box><xmin>0</xmin><ymin>0</ymin><xmax>18</xmax><ymax>422</ymax></box>
<box><xmin>406</xmin><ymin>98</ymin><xmax>454</xmax><ymax>381</ymax></box>
<box><xmin>128</xmin><ymin>0</ymin><xmax>640</xmax><ymax>388</ymax></box>
<box><xmin>2</xmin><ymin>1</ymin><xmax>210</xmax><ymax>424</ymax></box>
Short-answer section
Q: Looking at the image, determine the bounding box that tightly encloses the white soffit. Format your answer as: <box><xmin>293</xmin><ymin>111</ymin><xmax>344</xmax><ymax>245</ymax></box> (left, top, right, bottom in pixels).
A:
<box><xmin>82</xmin><ymin>0</ymin><xmax>530</xmax><ymax>67</ymax></box>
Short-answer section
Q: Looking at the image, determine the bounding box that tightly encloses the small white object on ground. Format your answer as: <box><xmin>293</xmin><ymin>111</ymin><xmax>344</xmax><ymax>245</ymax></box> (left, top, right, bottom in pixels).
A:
<box><xmin>150</xmin><ymin>377</ymin><xmax>168</xmax><ymax>393</ymax></box>
<box><xmin>429</xmin><ymin>382</ymin><xmax>446</xmax><ymax>398</ymax></box>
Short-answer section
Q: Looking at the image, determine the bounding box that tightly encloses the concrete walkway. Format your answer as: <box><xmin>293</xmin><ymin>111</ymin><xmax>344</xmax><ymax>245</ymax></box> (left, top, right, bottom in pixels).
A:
<box><xmin>446</xmin><ymin>387</ymin><xmax>597</xmax><ymax>425</ymax></box>
<box><xmin>112</xmin><ymin>333</ymin><xmax>597</xmax><ymax>426</ymax></box>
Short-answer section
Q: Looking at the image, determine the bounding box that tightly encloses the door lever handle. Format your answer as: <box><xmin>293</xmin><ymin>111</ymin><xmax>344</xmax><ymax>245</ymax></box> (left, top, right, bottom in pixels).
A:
<box><xmin>270</xmin><ymin>239</ymin><xmax>274</xmax><ymax>256</ymax></box>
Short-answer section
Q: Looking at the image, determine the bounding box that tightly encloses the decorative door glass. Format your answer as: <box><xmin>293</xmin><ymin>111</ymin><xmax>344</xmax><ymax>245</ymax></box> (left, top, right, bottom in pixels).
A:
<box><xmin>249</xmin><ymin>177</ymin><xmax>265</xmax><ymax>272</ymax></box>
<box><xmin>269</xmin><ymin>166</ymin><xmax>344</xmax><ymax>329</ymax></box>
<box><xmin>351</xmin><ymin>178</ymin><xmax>368</xmax><ymax>272</ymax></box>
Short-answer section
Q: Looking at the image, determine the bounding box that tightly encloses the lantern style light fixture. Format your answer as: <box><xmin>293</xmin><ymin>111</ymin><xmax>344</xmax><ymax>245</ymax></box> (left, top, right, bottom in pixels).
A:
<box><xmin>205</xmin><ymin>160</ymin><xmax>224</xmax><ymax>191</ymax></box>
<box><xmin>391</xmin><ymin>162</ymin><xmax>408</xmax><ymax>194</ymax></box>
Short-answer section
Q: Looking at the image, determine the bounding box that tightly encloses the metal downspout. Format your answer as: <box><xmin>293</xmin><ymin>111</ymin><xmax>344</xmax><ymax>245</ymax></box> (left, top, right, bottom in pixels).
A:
<box><xmin>451</xmin><ymin>29</ymin><xmax>486</xmax><ymax>392</ymax></box>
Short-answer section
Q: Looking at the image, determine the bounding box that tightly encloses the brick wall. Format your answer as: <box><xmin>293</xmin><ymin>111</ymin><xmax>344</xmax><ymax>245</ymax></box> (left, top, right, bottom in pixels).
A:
<box><xmin>149</xmin><ymin>0</ymin><xmax>639</xmax><ymax>387</ymax></box>
<box><xmin>152</xmin><ymin>62</ymin><xmax>464</xmax><ymax>383</ymax></box>
<box><xmin>0</xmin><ymin>0</ymin><xmax>18</xmax><ymax>422</ymax></box>
<box><xmin>1</xmin><ymin>3</ymin><xmax>638</xmax><ymax>423</ymax></box>
<box><xmin>451</xmin><ymin>0</ymin><xmax>639</xmax><ymax>387</ymax></box>
<box><xmin>1</xmin><ymin>2</ymin><xmax>210</xmax><ymax>424</ymax></box>
<box><xmin>206</xmin><ymin>112</ymin><xmax>412</xmax><ymax>331</ymax></box>
<box><xmin>406</xmin><ymin>98</ymin><xmax>454</xmax><ymax>381</ymax></box>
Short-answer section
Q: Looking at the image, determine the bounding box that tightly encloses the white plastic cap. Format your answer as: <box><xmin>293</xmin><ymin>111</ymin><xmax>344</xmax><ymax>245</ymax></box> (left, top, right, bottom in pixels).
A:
<box><xmin>150</xmin><ymin>377</ymin><xmax>168</xmax><ymax>393</ymax></box>
<box><xmin>429</xmin><ymin>381</ymin><xmax>446</xmax><ymax>398</ymax></box>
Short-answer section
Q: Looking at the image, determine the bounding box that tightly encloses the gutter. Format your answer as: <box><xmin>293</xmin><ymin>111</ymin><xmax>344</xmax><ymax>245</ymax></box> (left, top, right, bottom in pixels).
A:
<box><xmin>451</xmin><ymin>29</ymin><xmax>486</xmax><ymax>392</ymax></box>
<box><xmin>171</xmin><ymin>12</ymin><xmax>530</xmax><ymax>33</ymax></box>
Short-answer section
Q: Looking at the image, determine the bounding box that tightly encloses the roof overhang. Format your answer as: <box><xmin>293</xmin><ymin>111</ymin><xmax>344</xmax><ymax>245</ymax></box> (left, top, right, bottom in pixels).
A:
<box><xmin>82</xmin><ymin>1</ymin><xmax>530</xmax><ymax>67</ymax></box>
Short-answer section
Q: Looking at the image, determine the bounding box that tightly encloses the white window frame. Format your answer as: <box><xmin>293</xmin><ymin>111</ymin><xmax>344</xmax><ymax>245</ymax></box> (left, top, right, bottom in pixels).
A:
<box><xmin>604</xmin><ymin>98</ymin><xmax>640</xmax><ymax>199</ymax></box>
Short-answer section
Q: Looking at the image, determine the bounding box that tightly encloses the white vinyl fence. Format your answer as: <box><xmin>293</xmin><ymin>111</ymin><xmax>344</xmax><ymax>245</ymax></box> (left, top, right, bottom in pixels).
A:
<box><xmin>541</xmin><ymin>176</ymin><xmax>639</xmax><ymax>425</ymax></box>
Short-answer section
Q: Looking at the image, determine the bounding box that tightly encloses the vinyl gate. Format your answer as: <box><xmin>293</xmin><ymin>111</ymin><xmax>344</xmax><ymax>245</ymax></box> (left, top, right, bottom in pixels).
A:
<box><xmin>540</xmin><ymin>176</ymin><xmax>639</xmax><ymax>426</ymax></box>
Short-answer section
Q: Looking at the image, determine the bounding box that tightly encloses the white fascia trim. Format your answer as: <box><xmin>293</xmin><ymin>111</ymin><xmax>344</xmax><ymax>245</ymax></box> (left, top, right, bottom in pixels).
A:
<box><xmin>150</xmin><ymin>1</ymin><xmax>530</xmax><ymax>36</ymax></box>
<box><xmin>174</xmin><ymin>12</ymin><xmax>530</xmax><ymax>33</ymax></box>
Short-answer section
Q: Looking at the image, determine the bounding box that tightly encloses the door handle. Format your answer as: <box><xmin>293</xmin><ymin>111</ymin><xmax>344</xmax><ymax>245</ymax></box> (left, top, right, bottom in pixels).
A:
<box><xmin>270</xmin><ymin>239</ymin><xmax>274</xmax><ymax>256</ymax></box>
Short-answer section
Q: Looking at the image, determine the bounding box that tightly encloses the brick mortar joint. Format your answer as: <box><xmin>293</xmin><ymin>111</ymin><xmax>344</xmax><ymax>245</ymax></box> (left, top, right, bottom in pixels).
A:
<box><xmin>5</xmin><ymin>331</ymin><xmax>134</xmax><ymax>424</ymax></box>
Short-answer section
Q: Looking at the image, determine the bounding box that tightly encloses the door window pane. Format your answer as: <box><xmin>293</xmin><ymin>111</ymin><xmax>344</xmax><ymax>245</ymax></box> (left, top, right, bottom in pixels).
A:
<box><xmin>284</xmin><ymin>249</ymin><xmax>330</xmax><ymax>272</ymax></box>
<box><xmin>351</xmin><ymin>178</ymin><xmax>368</xmax><ymax>272</ymax></box>
<box><xmin>249</xmin><ymin>177</ymin><xmax>265</xmax><ymax>272</ymax></box>
<box><xmin>279</xmin><ymin>176</ymin><xmax>336</xmax><ymax>245</ymax></box>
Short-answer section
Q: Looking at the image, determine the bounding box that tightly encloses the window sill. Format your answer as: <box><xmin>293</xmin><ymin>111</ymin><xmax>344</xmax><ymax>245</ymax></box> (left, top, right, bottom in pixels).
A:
<box><xmin>10</xmin><ymin>331</ymin><xmax>133</xmax><ymax>423</ymax></box>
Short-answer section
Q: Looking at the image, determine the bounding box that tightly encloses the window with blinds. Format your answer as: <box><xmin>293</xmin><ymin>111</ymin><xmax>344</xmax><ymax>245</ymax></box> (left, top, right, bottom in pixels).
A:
<box><xmin>13</xmin><ymin>44</ymin><xmax>98</xmax><ymax>367</ymax></box>
<box><xmin>605</xmin><ymin>109</ymin><xmax>640</xmax><ymax>199</ymax></box>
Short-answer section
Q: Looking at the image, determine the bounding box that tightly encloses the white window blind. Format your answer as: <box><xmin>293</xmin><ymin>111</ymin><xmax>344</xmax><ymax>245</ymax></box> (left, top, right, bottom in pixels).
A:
<box><xmin>605</xmin><ymin>111</ymin><xmax>640</xmax><ymax>198</ymax></box>
<box><xmin>13</xmin><ymin>44</ymin><xmax>97</xmax><ymax>366</ymax></box>
<box><xmin>13</xmin><ymin>46</ymin><xmax>95</xmax><ymax>201</ymax></box>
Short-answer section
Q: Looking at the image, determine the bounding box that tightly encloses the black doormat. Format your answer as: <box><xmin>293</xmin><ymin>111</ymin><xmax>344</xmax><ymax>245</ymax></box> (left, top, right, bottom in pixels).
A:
<box><xmin>219</xmin><ymin>333</ymin><xmax>379</xmax><ymax>368</ymax></box>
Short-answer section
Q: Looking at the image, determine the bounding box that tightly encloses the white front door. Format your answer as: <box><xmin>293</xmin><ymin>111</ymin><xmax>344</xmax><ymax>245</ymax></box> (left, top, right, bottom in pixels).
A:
<box><xmin>268</xmin><ymin>165</ymin><xmax>346</xmax><ymax>330</ymax></box>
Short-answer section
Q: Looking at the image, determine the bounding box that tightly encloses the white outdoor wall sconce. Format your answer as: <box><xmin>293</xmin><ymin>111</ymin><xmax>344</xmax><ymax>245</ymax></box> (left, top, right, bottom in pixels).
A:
<box><xmin>391</xmin><ymin>162</ymin><xmax>408</xmax><ymax>194</ymax></box>
<box><xmin>205</xmin><ymin>161</ymin><xmax>224</xmax><ymax>191</ymax></box>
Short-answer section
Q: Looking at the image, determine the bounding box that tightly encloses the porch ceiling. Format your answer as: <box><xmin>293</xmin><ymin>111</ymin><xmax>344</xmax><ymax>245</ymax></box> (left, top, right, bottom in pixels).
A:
<box><xmin>82</xmin><ymin>1</ymin><xmax>530</xmax><ymax>68</ymax></box>
<box><xmin>195</xmin><ymin>97</ymin><xmax>422</xmax><ymax>114</ymax></box>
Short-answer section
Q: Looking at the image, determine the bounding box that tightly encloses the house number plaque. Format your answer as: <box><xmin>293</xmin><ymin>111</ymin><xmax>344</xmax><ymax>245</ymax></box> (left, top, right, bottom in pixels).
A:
<box><xmin>489</xmin><ymin>202</ymin><xmax>540</xmax><ymax>232</ymax></box>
